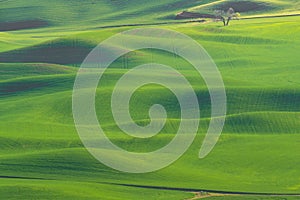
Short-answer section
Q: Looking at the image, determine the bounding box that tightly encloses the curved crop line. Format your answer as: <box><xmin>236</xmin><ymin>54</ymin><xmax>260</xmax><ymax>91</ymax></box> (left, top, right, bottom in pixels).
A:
<box><xmin>100</xmin><ymin>182</ymin><xmax>300</xmax><ymax>196</ymax></box>
<box><xmin>0</xmin><ymin>177</ymin><xmax>299</xmax><ymax>196</ymax></box>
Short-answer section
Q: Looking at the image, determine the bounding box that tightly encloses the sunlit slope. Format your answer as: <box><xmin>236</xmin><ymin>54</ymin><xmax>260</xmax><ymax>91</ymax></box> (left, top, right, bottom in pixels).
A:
<box><xmin>188</xmin><ymin>0</ymin><xmax>300</xmax><ymax>17</ymax></box>
<box><xmin>0</xmin><ymin>15</ymin><xmax>300</xmax><ymax>199</ymax></box>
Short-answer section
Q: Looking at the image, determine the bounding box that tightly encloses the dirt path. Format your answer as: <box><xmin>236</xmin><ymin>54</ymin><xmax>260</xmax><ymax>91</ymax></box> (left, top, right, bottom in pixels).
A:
<box><xmin>187</xmin><ymin>192</ymin><xmax>238</xmax><ymax>199</ymax></box>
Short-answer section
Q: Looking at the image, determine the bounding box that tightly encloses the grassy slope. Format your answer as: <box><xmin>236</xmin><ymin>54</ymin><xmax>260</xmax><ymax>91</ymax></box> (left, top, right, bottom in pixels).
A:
<box><xmin>0</xmin><ymin>0</ymin><xmax>213</xmax><ymax>53</ymax></box>
<box><xmin>1</xmin><ymin>0</ymin><xmax>300</xmax><ymax>54</ymax></box>
<box><xmin>0</xmin><ymin>0</ymin><xmax>214</xmax><ymax>28</ymax></box>
<box><xmin>1</xmin><ymin>1</ymin><xmax>300</xmax><ymax>199</ymax></box>
<box><xmin>1</xmin><ymin>0</ymin><xmax>300</xmax><ymax>29</ymax></box>
<box><xmin>188</xmin><ymin>0</ymin><xmax>300</xmax><ymax>16</ymax></box>
<box><xmin>0</xmin><ymin>178</ymin><xmax>191</xmax><ymax>200</ymax></box>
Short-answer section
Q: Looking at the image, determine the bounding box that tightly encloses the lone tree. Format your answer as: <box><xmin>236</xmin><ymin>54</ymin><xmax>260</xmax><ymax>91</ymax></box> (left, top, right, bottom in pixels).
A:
<box><xmin>214</xmin><ymin>8</ymin><xmax>240</xmax><ymax>26</ymax></box>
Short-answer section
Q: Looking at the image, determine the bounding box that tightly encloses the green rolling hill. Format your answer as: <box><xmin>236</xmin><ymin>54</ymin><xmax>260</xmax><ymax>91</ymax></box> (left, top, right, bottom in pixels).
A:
<box><xmin>1</xmin><ymin>0</ymin><xmax>300</xmax><ymax>199</ymax></box>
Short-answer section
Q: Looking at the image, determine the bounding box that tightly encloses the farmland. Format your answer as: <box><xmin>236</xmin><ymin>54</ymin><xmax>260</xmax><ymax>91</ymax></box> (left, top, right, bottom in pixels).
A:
<box><xmin>1</xmin><ymin>0</ymin><xmax>300</xmax><ymax>199</ymax></box>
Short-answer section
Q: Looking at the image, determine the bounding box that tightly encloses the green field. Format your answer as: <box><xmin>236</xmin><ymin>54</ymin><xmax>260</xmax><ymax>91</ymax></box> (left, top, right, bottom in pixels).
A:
<box><xmin>1</xmin><ymin>0</ymin><xmax>300</xmax><ymax>199</ymax></box>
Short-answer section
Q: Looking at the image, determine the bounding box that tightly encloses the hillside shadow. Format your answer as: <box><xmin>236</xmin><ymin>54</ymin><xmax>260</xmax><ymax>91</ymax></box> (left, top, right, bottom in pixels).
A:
<box><xmin>0</xmin><ymin>20</ymin><xmax>49</xmax><ymax>31</ymax></box>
